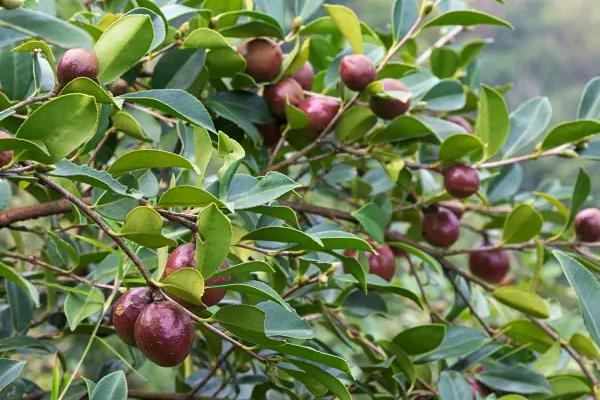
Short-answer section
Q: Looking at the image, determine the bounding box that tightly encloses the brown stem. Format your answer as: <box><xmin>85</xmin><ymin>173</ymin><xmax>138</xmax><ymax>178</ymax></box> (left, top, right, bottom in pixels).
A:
<box><xmin>328</xmin><ymin>310</ymin><xmax>387</xmax><ymax>359</ymax></box>
<box><xmin>0</xmin><ymin>198</ymin><xmax>81</xmax><ymax>227</ymax></box>
<box><xmin>186</xmin><ymin>347</ymin><xmax>236</xmax><ymax>399</ymax></box>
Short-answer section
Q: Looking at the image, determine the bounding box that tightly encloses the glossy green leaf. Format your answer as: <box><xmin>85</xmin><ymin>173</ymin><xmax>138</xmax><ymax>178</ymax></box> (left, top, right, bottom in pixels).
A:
<box><xmin>211</xmin><ymin>260</ymin><xmax>274</xmax><ymax>279</ymax></box>
<box><xmin>540</xmin><ymin>120</ymin><xmax>600</xmax><ymax>150</ymax></box>
<box><xmin>430</xmin><ymin>48</ymin><xmax>459</xmax><ymax>79</ymax></box>
<box><xmin>212</xmin><ymin>281</ymin><xmax>288</xmax><ymax>309</ymax></box>
<box><xmin>51</xmin><ymin>159</ymin><xmax>134</xmax><ymax>198</ymax></box>
<box><xmin>423</xmin><ymin>10</ymin><xmax>514</xmax><ymax>30</ymax></box>
<box><xmin>196</xmin><ymin>203</ymin><xmax>231</xmax><ymax>278</ymax></box>
<box><xmin>476</xmin><ymin>362</ymin><xmax>550</xmax><ymax>395</ymax></box>
<box><xmin>90</xmin><ymin>371</ymin><xmax>127</xmax><ymax>400</ymax></box>
<box><xmin>182</xmin><ymin>27</ymin><xmax>231</xmax><ymax>49</ymax></box>
<box><xmin>95</xmin><ymin>15</ymin><xmax>154</xmax><ymax>83</ymax></box>
<box><xmin>217</xmin><ymin>131</ymin><xmax>245</xmax><ymax>198</ymax></box>
<box><xmin>439</xmin><ymin>133</ymin><xmax>484</xmax><ymax>162</ymax></box>
<box><xmin>335</xmin><ymin>106</ymin><xmax>377</xmax><ymax>143</ymax></box>
<box><xmin>504</xmin><ymin>320</ymin><xmax>553</xmax><ymax>352</ymax></box>
<box><xmin>120</xmin><ymin>206</ymin><xmax>176</xmax><ymax>248</ymax></box>
<box><xmin>418</xmin><ymin>326</ymin><xmax>487</xmax><ymax>363</ymax></box>
<box><xmin>422</xmin><ymin>79</ymin><xmax>466</xmax><ymax>111</ymax></box>
<box><xmin>289</xmin><ymin>360</ymin><xmax>351</xmax><ymax>400</ymax></box>
<box><xmin>475</xmin><ymin>85</ymin><xmax>510</xmax><ymax>159</ymax></box>
<box><xmin>438</xmin><ymin>371</ymin><xmax>473</xmax><ymax>400</ymax></box>
<box><xmin>124</xmin><ymin>7</ymin><xmax>166</xmax><ymax>51</ymax></box>
<box><xmin>351</xmin><ymin>202</ymin><xmax>389</xmax><ymax>243</ymax></box>
<box><xmin>205</xmin><ymin>48</ymin><xmax>246</xmax><ymax>78</ymax></box>
<box><xmin>108</xmin><ymin>149</ymin><xmax>196</xmax><ymax>176</ymax></box>
<box><xmin>577</xmin><ymin>76</ymin><xmax>600</xmax><ymax>120</ymax></box>
<box><xmin>242</xmin><ymin>226</ymin><xmax>324</xmax><ymax>248</ymax></box>
<box><xmin>0</xmin><ymin>262</ymin><xmax>39</xmax><ymax>307</ymax></box>
<box><xmin>12</xmin><ymin>39</ymin><xmax>56</xmax><ymax>70</ymax></box>
<box><xmin>392</xmin><ymin>0</ymin><xmax>418</xmax><ymax>41</ymax></box>
<box><xmin>285</xmin><ymin>102</ymin><xmax>308</xmax><ymax>130</ymax></box>
<box><xmin>161</xmin><ymin>267</ymin><xmax>205</xmax><ymax>305</ymax></box>
<box><xmin>256</xmin><ymin>301</ymin><xmax>313</xmax><ymax>339</ymax></box>
<box><xmin>60</xmin><ymin>77</ymin><xmax>113</xmax><ymax>104</ymax></box>
<box><xmin>323</xmin><ymin>4</ymin><xmax>363</xmax><ymax>54</ymax></box>
<box><xmin>218</xmin><ymin>10</ymin><xmax>284</xmax><ymax>39</ymax></box>
<box><xmin>112</xmin><ymin>111</ymin><xmax>149</xmax><ymax>141</ymax></box>
<box><xmin>64</xmin><ymin>285</ymin><xmax>105</xmax><ymax>331</ymax></box>
<box><xmin>158</xmin><ymin>185</ymin><xmax>225</xmax><ymax>208</ymax></box>
<box><xmin>370</xmin><ymin>115</ymin><xmax>435</xmax><ymax>144</ymax></box>
<box><xmin>504</xmin><ymin>97</ymin><xmax>552</xmax><ymax>157</ymax></box>
<box><xmin>246</xmin><ymin>205</ymin><xmax>299</xmax><ymax>228</ymax></box>
<box><xmin>502</xmin><ymin>203</ymin><xmax>543</xmax><ymax>244</ymax></box>
<box><xmin>393</xmin><ymin>324</ymin><xmax>446</xmax><ymax>355</ymax></box>
<box><xmin>536</xmin><ymin>375</ymin><xmax>591</xmax><ymax>400</ymax></box>
<box><xmin>212</xmin><ymin>304</ymin><xmax>283</xmax><ymax>347</ymax></box>
<box><xmin>564</xmin><ymin>168</ymin><xmax>590</xmax><ymax>232</ymax></box>
<box><xmin>0</xmin><ymin>359</ymin><xmax>26</xmax><ymax>392</ymax></box>
<box><xmin>229</xmin><ymin>172</ymin><xmax>301</xmax><ymax>210</ymax></box>
<box><xmin>493</xmin><ymin>286</ymin><xmax>549</xmax><ymax>319</ymax></box>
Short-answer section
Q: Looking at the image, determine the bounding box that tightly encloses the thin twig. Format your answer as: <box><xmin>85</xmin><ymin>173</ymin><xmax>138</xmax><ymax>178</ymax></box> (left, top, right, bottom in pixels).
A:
<box><xmin>186</xmin><ymin>347</ymin><xmax>236</xmax><ymax>399</ymax></box>
<box><xmin>416</xmin><ymin>26</ymin><xmax>464</xmax><ymax>65</ymax></box>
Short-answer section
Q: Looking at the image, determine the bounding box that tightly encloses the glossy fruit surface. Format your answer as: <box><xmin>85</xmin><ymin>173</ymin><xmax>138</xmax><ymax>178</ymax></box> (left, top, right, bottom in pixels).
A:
<box><xmin>469</xmin><ymin>247</ymin><xmax>510</xmax><ymax>284</ymax></box>
<box><xmin>238</xmin><ymin>38</ymin><xmax>283</xmax><ymax>82</ymax></box>
<box><xmin>575</xmin><ymin>208</ymin><xmax>600</xmax><ymax>242</ymax></box>
<box><xmin>134</xmin><ymin>301</ymin><xmax>194</xmax><ymax>367</ymax></box>
<box><xmin>292</xmin><ymin>61</ymin><xmax>315</xmax><ymax>90</ymax></box>
<box><xmin>56</xmin><ymin>48</ymin><xmax>99</xmax><ymax>87</ymax></box>
<box><xmin>438</xmin><ymin>200</ymin><xmax>465</xmax><ymax>220</ymax></box>
<box><xmin>443</xmin><ymin>164</ymin><xmax>480</xmax><ymax>198</ymax></box>
<box><xmin>339</xmin><ymin>54</ymin><xmax>376</xmax><ymax>91</ymax></box>
<box><xmin>109</xmin><ymin>78</ymin><xmax>128</xmax><ymax>96</ymax></box>
<box><xmin>0</xmin><ymin>131</ymin><xmax>13</xmax><ymax>167</ymax></box>
<box><xmin>369</xmin><ymin>78</ymin><xmax>411</xmax><ymax>119</ymax></box>
<box><xmin>368</xmin><ymin>245</ymin><xmax>396</xmax><ymax>281</ymax></box>
<box><xmin>298</xmin><ymin>96</ymin><xmax>340</xmax><ymax>135</ymax></box>
<box><xmin>112</xmin><ymin>287</ymin><xmax>151</xmax><ymax>346</ymax></box>
<box><xmin>264</xmin><ymin>77</ymin><xmax>304</xmax><ymax>116</ymax></box>
<box><xmin>447</xmin><ymin>115</ymin><xmax>473</xmax><ymax>133</ymax></box>
<box><xmin>422</xmin><ymin>207</ymin><xmax>460</xmax><ymax>248</ymax></box>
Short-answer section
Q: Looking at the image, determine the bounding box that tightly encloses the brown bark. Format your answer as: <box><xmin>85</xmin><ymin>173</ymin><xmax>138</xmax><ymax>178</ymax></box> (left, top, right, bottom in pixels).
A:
<box><xmin>0</xmin><ymin>198</ymin><xmax>74</xmax><ymax>227</ymax></box>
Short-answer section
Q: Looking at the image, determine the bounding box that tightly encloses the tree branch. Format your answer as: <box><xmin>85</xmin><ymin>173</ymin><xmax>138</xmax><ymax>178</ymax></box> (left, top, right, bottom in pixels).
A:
<box><xmin>0</xmin><ymin>198</ymin><xmax>79</xmax><ymax>227</ymax></box>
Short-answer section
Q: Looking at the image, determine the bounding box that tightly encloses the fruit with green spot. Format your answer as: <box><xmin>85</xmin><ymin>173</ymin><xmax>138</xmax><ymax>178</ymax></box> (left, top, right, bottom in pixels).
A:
<box><xmin>339</xmin><ymin>54</ymin><xmax>376</xmax><ymax>91</ymax></box>
<box><xmin>238</xmin><ymin>38</ymin><xmax>283</xmax><ymax>82</ymax></box>
<box><xmin>112</xmin><ymin>287</ymin><xmax>151</xmax><ymax>346</ymax></box>
<box><xmin>56</xmin><ymin>48</ymin><xmax>99</xmax><ymax>87</ymax></box>
<box><xmin>369</xmin><ymin>78</ymin><xmax>411</xmax><ymax>119</ymax></box>
<box><xmin>264</xmin><ymin>77</ymin><xmax>305</xmax><ymax>116</ymax></box>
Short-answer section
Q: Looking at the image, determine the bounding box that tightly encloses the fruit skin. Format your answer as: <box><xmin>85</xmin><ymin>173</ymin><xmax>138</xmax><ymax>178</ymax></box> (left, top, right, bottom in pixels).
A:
<box><xmin>0</xmin><ymin>0</ymin><xmax>24</xmax><ymax>9</ymax></box>
<box><xmin>443</xmin><ymin>164</ymin><xmax>480</xmax><ymax>199</ymax></box>
<box><xmin>0</xmin><ymin>131</ymin><xmax>13</xmax><ymax>167</ymax></box>
<box><xmin>263</xmin><ymin>77</ymin><xmax>305</xmax><ymax>116</ymax></box>
<box><xmin>387</xmin><ymin>230</ymin><xmax>407</xmax><ymax>257</ymax></box>
<box><xmin>238</xmin><ymin>38</ymin><xmax>283</xmax><ymax>82</ymax></box>
<box><xmin>256</xmin><ymin>121</ymin><xmax>281</xmax><ymax>148</ymax></box>
<box><xmin>164</xmin><ymin>243</ymin><xmax>230</xmax><ymax>307</ymax></box>
<box><xmin>56</xmin><ymin>48</ymin><xmax>99</xmax><ymax>87</ymax></box>
<box><xmin>292</xmin><ymin>61</ymin><xmax>315</xmax><ymax>90</ymax></box>
<box><xmin>112</xmin><ymin>287</ymin><xmax>151</xmax><ymax>346</ymax></box>
<box><xmin>108</xmin><ymin>78</ymin><xmax>129</xmax><ymax>96</ymax></box>
<box><xmin>298</xmin><ymin>96</ymin><xmax>341</xmax><ymax>136</ymax></box>
<box><xmin>447</xmin><ymin>115</ymin><xmax>473</xmax><ymax>133</ymax></box>
<box><xmin>134</xmin><ymin>301</ymin><xmax>194</xmax><ymax>367</ymax></box>
<box><xmin>574</xmin><ymin>208</ymin><xmax>600</xmax><ymax>242</ymax></box>
<box><xmin>469</xmin><ymin>247</ymin><xmax>510</xmax><ymax>284</ymax></box>
<box><xmin>422</xmin><ymin>207</ymin><xmax>460</xmax><ymax>248</ymax></box>
<box><xmin>344</xmin><ymin>245</ymin><xmax>396</xmax><ymax>281</ymax></box>
<box><xmin>369</xmin><ymin>78</ymin><xmax>411</xmax><ymax>119</ymax></box>
<box><xmin>438</xmin><ymin>200</ymin><xmax>465</xmax><ymax>220</ymax></box>
<box><xmin>339</xmin><ymin>54</ymin><xmax>376</xmax><ymax>91</ymax></box>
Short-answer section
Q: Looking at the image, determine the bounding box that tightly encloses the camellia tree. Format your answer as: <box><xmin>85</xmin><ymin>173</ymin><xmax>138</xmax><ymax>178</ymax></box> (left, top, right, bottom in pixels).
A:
<box><xmin>2</xmin><ymin>0</ymin><xmax>600</xmax><ymax>398</ymax></box>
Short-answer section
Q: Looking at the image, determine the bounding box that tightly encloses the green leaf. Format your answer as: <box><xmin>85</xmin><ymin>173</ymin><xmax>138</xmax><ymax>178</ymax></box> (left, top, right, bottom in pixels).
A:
<box><xmin>311</xmin><ymin>230</ymin><xmax>374</xmax><ymax>252</ymax></box>
<box><xmin>90</xmin><ymin>371</ymin><xmax>127</xmax><ymax>400</ymax></box>
<box><xmin>351</xmin><ymin>202</ymin><xmax>389</xmax><ymax>243</ymax></box>
<box><xmin>108</xmin><ymin>149</ymin><xmax>197</xmax><ymax>176</ymax></box>
<box><xmin>217</xmin><ymin>131</ymin><xmax>245</xmax><ymax>199</ymax></box>
<box><xmin>493</xmin><ymin>286</ymin><xmax>549</xmax><ymax>319</ymax></box>
<box><xmin>476</xmin><ymin>362</ymin><xmax>550</xmax><ymax>395</ymax></box>
<box><xmin>389</xmin><ymin>242</ymin><xmax>443</xmax><ymax>274</ymax></box>
<box><xmin>242</xmin><ymin>226</ymin><xmax>324</xmax><ymax>249</ymax></box>
<box><xmin>475</xmin><ymin>85</ymin><xmax>510</xmax><ymax>159</ymax></box>
<box><xmin>218</xmin><ymin>10</ymin><xmax>284</xmax><ymax>39</ymax></box>
<box><xmin>120</xmin><ymin>206</ymin><xmax>176</xmax><ymax>248</ymax></box>
<box><xmin>64</xmin><ymin>285</ymin><xmax>105</xmax><ymax>331</ymax></box>
<box><xmin>538</xmin><ymin>375</ymin><xmax>591</xmax><ymax>400</ymax></box>
<box><xmin>205</xmin><ymin>48</ymin><xmax>246</xmax><ymax>78</ymax></box>
<box><xmin>578</xmin><ymin>76</ymin><xmax>600</xmax><ymax>120</ymax></box>
<box><xmin>422</xmin><ymin>79</ymin><xmax>465</xmax><ymax>111</ymax></box>
<box><xmin>212</xmin><ymin>304</ymin><xmax>282</xmax><ymax>347</ymax></box>
<box><xmin>502</xmin><ymin>203</ymin><xmax>543</xmax><ymax>244</ymax></box>
<box><xmin>392</xmin><ymin>0</ymin><xmax>418</xmax><ymax>41</ymax></box>
<box><xmin>12</xmin><ymin>39</ymin><xmax>56</xmax><ymax>70</ymax></box>
<box><xmin>196</xmin><ymin>203</ymin><xmax>232</xmax><ymax>278</ymax></box>
<box><xmin>211</xmin><ymin>260</ymin><xmax>275</xmax><ymax>279</ymax></box>
<box><xmin>112</xmin><ymin>111</ymin><xmax>150</xmax><ymax>141</ymax></box>
<box><xmin>430</xmin><ymin>48</ymin><xmax>459</xmax><ymax>79</ymax></box>
<box><xmin>0</xmin><ymin>9</ymin><xmax>93</xmax><ymax>48</ymax></box>
<box><xmin>285</xmin><ymin>102</ymin><xmax>308</xmax><ymax>130</ymax></box>
<box><xmin>531</xmin><ymin>342</ymin><xmax>561</xmax><ymax>375</ymax></box>
<box><xmin>0</xmin><ymin>359</ymin><xmax>26</xmax><ymax>392</ymax></box>
<box><xmin>418</xmin><ymin>326</ymin><xmax>487</xmax><ymax>363</ymax></box>
<box><xmin>119</xmin><ymin>89</ymin><xmax>215</xmax><ymax>132</ymax></box>
<box><xmin>161</xmin><ymin>267</ymin><xmax>205</xmax><ymax>305</ymax></box>
<box><xmin>564</xmin><ymin>168</ymin><xmax>590</xmax><ymax>232</ymax></box>
<box><xmin>393</xmin><ymin>324</ymin><xmax>446</xmax><ymax>355</ymax></box>
<box><xmin>245</xmin><ymin>205</ymin><xmax>299</xmax><ymax>228</ymax></box>
<box><xmin>504</xmin><ymin>97</ymin><xmax>552</xmax><ymax>157</ymax></box>
<box><xmin>124</xmin><ymin>7</ymin><xmax>166</xmax><ymax>51</ymax></box>
<box><xmin>0</xmin><ymin>261</ymin><xmax>40</xmax><ymax>307</ymax></box>
<box><xmin>323</xmin><ymin>4</ymin><xmax>363</xmax><ymax>54</ymax></box>
<box><xmin>158</xmin><ymin>185</ymin><xmax>225</xmax><ymax>208</ymax></box>
<box><xmin>438</xmin><ymin>371</ymin><xmax>473</xmax><ymax>400</ymax></box>
<box><xmin>213</xmin><ymin>281</ymin><xmax>289</xmax><ymax>310</ymax></box>
<box><xmin>95</xmin><ymin>14</ymin><xmax>154</xmax><ymax>83</ymax></box>
<box><xmin>504</xmin><ymin>320</ymin><xmax>553</xmax><ymax>352</ymax></box>
<box><xmin>15</xmin><ymin>94</ymin><xmax>99</xmax><ymax>163</ymax></box>
<box><xmin>422</xmin><ymin>10</ymin><xmax>514</xmax><ymax>30</ymax></box>
<box><xmin>439</xmin><ymin>133</ymin><xmax>484</xmax><ymax>162</ymax></box>
<box><xmin>569</xmin><ymin>333</ymin><xmax>600</xmax><ymax>360</ymax></box>
<box><xmin>540</xmin><ymin>120</ymin><xmax>600</xmax><ymax>150</ymax></box>
<box><xmin>335</xmin><ymin>274</ymin><xmax>421</xmax><ymax>307</ymax></box>
<box><xmin>378</xmin><ymin>340</ymin><xmax>415</xmax><ymax>384</ymax></box>
<box><xmin>60</xmin><ymin>77</ymin><xmax>113</xmax><ymax>104</ymax></box>
<box><xmin>554</xmin><ymin>251</ymin><xmax>600</xmax><ymax>349</ymax></box>
<box><xmin>229</xmin><ymin>172</ymin><xmax>301</xmax><ymax>210</ymax></box>
<box><xmin>370</xmin><ymin>115</ymin><xmax>435</xmax><ymax>144</ymax></box>
<box><xmin>289</xmin><ymin>360</ymin><xmax>351</xmax><ymax>400</ymax></box>
<box><xmin>335</xmin><ymin>106</ymin><xmax>377</xmax><ymax>143</ymax></box>
<box><xmin>278</xmin><ymin>343</ymin><xmax>352</xmax><ymax>375</ymax></box>
<box><xmin>256</xmin><ymin>301</ymin><xmax>313</xmax><ymax>340</ymax></box>
<box><xmin>182</xmin><ymin>27</ymin><xmax>231</xmax><ymax>49</ymax></box>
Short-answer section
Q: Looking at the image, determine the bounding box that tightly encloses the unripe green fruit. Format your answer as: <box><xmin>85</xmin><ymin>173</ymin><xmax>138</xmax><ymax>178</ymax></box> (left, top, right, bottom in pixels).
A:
<box><xmin>238</xmin><ymin>38</ymin><xmax>283</xmax><ymax>82</ymax></box>
<box><xmin>1</xmin><ymin>0</ymin><xmax>24</xmax><ymax>9</ymax></box>
<box><xmin>56</xmin><ymin>48</ymin><xmax>99</xmax><ymax>87</ymax></box>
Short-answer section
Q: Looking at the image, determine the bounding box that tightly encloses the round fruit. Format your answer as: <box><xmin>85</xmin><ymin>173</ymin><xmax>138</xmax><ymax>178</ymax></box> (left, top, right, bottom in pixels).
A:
<box><xmin>202</xmin><ymin>274</ymin><xmax>230</xmax><ymax>307</ymax></box>
<box><xmin>469</xmin><ymin>247</ymin><xmax>510</xmax><ymax>284</ymax></box>
<box><xmin>108</xmin><ymin>78</ymin><xmax>128</xmax><ymax>96</ymax></box>
<box><xmin>238</xmin><ymin>38</ymin><xmax>283</xmax><ymax>82</ymax></box>
<box><xmin>112</xmin><ymin>287</ymin><xmax>151</xmax><ymax>346</ymax></box>
<box><xmin>292</xmin><ymin>61</ymin><xmax>315</xmax><ymax>90</ymax></box>
<box><xmin>1</xmin><ymin>0</ymin><xmax>24</xmax><ymax>9</ymax></box>
<box><xmin>574</xmin><ymin>208</ymin><xmax>600</xmax><ymax>242</ymax></box>
<box><xmin>344</xmin><ymin>246</ymin><xmax>396</xmax><ymax>281</ymax></box>
<box><xmin>369</xmin><ymin>78</ymin><xmax>411</xmax><ymax>119</ymax></box>
<box><xmin>263</xmin><ymin>77</ymin><xmax>305</xmax><ymax>116</ymax></box>
<box><xmin>56</xmin><ymin>48</ymin><xmax>99</xmax><ymax>87</ymax></box>
<box><xmin>443</xmin><ymin>164</ymin><xmax>480</xmax><ymax>199</ymax></box>
<box><xmin>339</xmin><ymin>54</ymin><xmax>376</xmax><ymax>91</ymax></box>
<box><xmin>438</xmin><ymin>200</ymin><xmax>465</xmax><ymax>220</ymax></box>
<box><xmin>134</xmin><ymin>301</ymin><xmax>194</xmax><ymax>367</ymax></box>
<box><xmin>422</xmin><ymin>207</ymin><xmax>460</xmax><ymax>248</ymax></box>
<box><xmin>447</xmin><ymin>115</ymin><xmax>473</xmax><ymax>133</ymax></box>
<box><xmin>298</xmin><ymin>96</ymin><xmax>341</xmax><ymax>135</ymax></box>
<box><xmin>0</xmin><ymin>131</ymin><xmax>13</xmax><ymax>167</ymax></box>
<box><xmin>257</xmin><ymin>121</ymin><xmax>281</xmax><ymax>147</ymax></box>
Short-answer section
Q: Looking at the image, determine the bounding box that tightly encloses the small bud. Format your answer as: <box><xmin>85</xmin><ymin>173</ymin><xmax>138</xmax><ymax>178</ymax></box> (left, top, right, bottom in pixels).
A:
<box><xmin>292</xmin><ymin>16</ymin><xmax>303</xmax><ymax>31</ymax></box>
<box><xmin>318</xmin><ymin>274</ymin><xmax>329</xmax><ymax>286</ymax></box>
<box><xmin>558</xmin><ymin>149</ymin><xmax>578</xmax><ymax>159</ymax></box>
<box><xmin>421</xmin><ymin>0</ymin><xmax>435</xmax><ymax>16</ymax></box>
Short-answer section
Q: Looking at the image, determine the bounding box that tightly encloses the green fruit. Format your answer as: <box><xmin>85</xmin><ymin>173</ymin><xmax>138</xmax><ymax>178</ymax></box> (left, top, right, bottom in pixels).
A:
<box><xmin>1</xmin><ymin>0</ymin><xmax>24</xmax><ymax>9</ymax></box>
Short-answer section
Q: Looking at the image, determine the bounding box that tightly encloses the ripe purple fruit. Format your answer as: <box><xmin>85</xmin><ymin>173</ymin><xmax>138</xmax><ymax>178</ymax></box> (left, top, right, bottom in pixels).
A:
<box><xmin>108</xmin><ymin>78</ymin><xmax>128</xmax><ymax>96</ymax></box>
<box><xmin>443</xmin><ymin>164</ymin><xmax>480</xmax><ymax>199</ymax></box>
<box><xmin>574</xmin><ymin>208</ymin><xmax>600</xmax><ymax>242</ymax></box>
<box><xmin>134</xmin><ymin>301</ymin><xmax>195</xmax><ymax>367</ymax></box>
<box><xmin>292</xmin><ymin>61</ymin><xmax>315</xmax><ymax>90</ymax></box>
<box><xmin>422</xmin><ymin>207</ymin><xmax>460</xmax><ymax>248</ymax></box>
<box><xmin>469</xmin><ymin>246</ymin><xmax>511</xmax><ymax>284</ymax></box>
<box><xmin>298</xmin><ymin>96</ymin><xmax>341</xmax><ymax>136</ymax></box>
<box><xmin>112</xmin><ymin>287</ymin><xmax>151</xmax><ymax>346</ymax></box>
<box><xmin>263</xmin><ymin>77</ymin><xmax>305</xmax><ymax>116</ymax></box>
<box><xmin>238</xmin><ymin>38</ymin><xmax>283</xmax><ymax>82</ymax></box>
<box><xmin>369</xmin><ymin>78</ymin><xmax>411</xmax><ymax>119</ymax></box>
<box><xmin>344</xmin><ymin>245</ymin><xmax>396</xmax><ymax>281</ymax></box>
<box><xmin>339</xmin><ymin>54</ymin><xmax>376</xmax><ymax>91</ymax></box>
<box><xmin>438</xmin><ymin>200</ymin><xmax>465</xmax><ymax>220</ymax></box>
<box><xmin>447</xmin><ymin>115</ymin><xmax>473</xmax><ymax>133</ymax></box>
<box><xmin>0</xmin><ymin>131</ymin><xmax>13</xmax><ymax>167</ymax></box>
<box><xmin>257</xmin><ymin>121</ymin><xmax>281</xmax><ymax>148</ymax></box>
<box><xmin>56</xmin><ymin>48</ymin><xmax>99</xmax><ymax>87</ymax></box>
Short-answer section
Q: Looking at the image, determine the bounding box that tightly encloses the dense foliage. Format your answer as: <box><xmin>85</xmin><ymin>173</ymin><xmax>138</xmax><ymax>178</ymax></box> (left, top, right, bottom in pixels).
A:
<box><xmin>1</xmin><ymin>0</ymin><xmax>600</xmax><ymax>399</ymax></box>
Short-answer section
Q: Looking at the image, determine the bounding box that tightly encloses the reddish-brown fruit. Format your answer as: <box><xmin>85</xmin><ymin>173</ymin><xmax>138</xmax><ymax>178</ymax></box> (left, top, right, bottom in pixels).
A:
<box><xmin>256</xmin><ymin>121</ymin><xmax>281</xmax><ymax>147</ymax></box>
<box><xmin>165</xmin><ymin>243</ymin><xmax>230</xmax><ymax>307</ymax></box>
<box><xmin>0</xmin><ymin>131</ymin><xmax>13</xmax><ymax>167</ymax></box>
<box><xmin>447</xmin><ymin>115</ymin><xmax>473</xmax><ymax>133</ymax></box>
<box><xmin>292</xmin><ymin>61</ymin><xmax>315</xmax><ymax>90</ymax></box>
<box><xmin>422</xmin><ymin>207</ymin><xmax>460</xmax><ymax>248</ymax></box>
<box><xmin>263</xmin><ymin>77</ymin><xmax>305</xmax><ymax>116</ymax></box>
<box><xmin>134</xmin><ymin>301</ymin><xmax>195</xmax><ymax>367</ymax></box>
<box><xmin>112</xmin><ymin>287</ymin><xmax>151</xmax><ymax>346</ymax></box>
<box><xmin>469</xmin><ymin>246</ymin><xmax>511</xmax><ymax>284</ymax></box>
<box><xmin>575</xmin><ymin>208</ymin><xmax>600</xmax><ymax>242</ymax></box>
<box><xmin>438</xmin><ymin>200</ymin><xmax>465</xmax><ymax>220</ymax></box>
<box><xmin>56</xmin><ymin>48</ymin><xmax>99</xmax><ymax>87</ymax></box>
<box><xmin>388</xmin><ymin>230</ymin><xmax>407</xmax><ymax>256</ymax></box>
<box><xmin>344</xmin><ymin>245</ymin><xmax>396</xmax><ymax>281</ymax></box>
<box><xmin>443</xmin><ymin>164</ymin><xmax>480</xmax><ymax>199</ymax></box>
<box><xmin>339</xmin><ymin>54</ymin><xmax>376</xmax><ymax>91</ymax></box>
<box><xmin>368</xmin><ymin>78</ymin><xmax>411</xmax><ymax>119</ymax></box>
<box><xmin>298</xmin><ymin>96</ymin><xmax>341</xmax><ymax>135</ymax></box>
<box><xmin>238</xmin><ymin>38</ymin><xmax>283</xmax><ymax>82</ymax></box>
<box><xmin>108</xmin><ymin>78</ymin><xmax>128</xmax><ymax>96</ymax></box>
